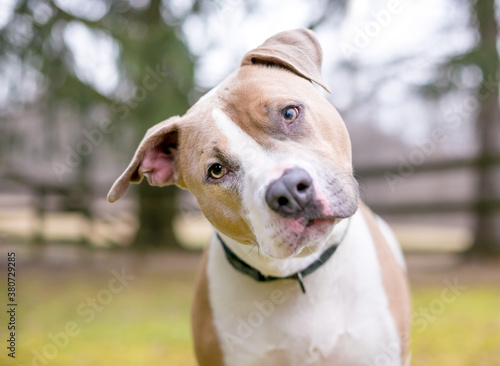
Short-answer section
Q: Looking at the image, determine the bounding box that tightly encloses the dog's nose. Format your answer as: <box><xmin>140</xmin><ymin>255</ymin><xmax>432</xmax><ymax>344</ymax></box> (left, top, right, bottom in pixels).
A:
<box><xmin>265</xmin><ymin>168</ymin><xmax>314</xmax><ymax>217</ymax></box>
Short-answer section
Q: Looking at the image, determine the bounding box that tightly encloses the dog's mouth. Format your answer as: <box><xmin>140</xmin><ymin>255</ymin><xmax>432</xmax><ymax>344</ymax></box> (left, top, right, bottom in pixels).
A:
<box><xmin>287</xmin><ymin>216</ymin><xmax>341</xmax><ymax>255</ymax></box>
<box><xmin>302</xmin><ymin>216</ymin><xmax>339</xmax><ymax>238</ymax></box>
<box><xmin>258</xmin><ymin>215</ymin><xmax>343</xmax><ymax>259</ymax></box>
<box><xmin>305</xmin><ymin>217</ymin><xmax>338</xmax><ymax>228</ymax></box>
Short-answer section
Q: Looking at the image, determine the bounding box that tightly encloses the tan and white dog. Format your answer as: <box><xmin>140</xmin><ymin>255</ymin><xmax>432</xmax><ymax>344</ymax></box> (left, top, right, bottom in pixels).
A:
<box><xmin>108</xmin><ymin>29</ymin><xmax>411</xmax><ymax>366</ymax></box>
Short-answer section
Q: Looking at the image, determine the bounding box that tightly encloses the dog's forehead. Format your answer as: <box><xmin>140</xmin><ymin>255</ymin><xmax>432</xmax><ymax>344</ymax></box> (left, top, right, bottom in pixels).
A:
<box><xmin>194</xmin><ymin>66</ymin><xmax>322</xmax><ymax>147</ymax></box>
<box><xmin>219</xmin><ymin>66</ymin><xmax>319</xmax><ymax>110</ymax></box>
<box><xmin>211</xmin><ymin>107</ymin><xmax>267</xmax><ymax>168</ymax></box>
<box><xmin>183</xmin><ymin>65</ymin><xmax>350</xmax><ymax>176</ymax></box>
<box><xmin>187</xmin><ymin>65</ymin><xmax>350</xmax><ymax>171</ymax></box>
<box><xmin>182</xmin><ymin>71</ymin><xmax>288</xmax><ymax>183</ymax></box>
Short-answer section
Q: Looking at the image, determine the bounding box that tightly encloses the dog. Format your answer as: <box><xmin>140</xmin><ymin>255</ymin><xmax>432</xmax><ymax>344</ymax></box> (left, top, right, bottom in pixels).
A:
<box><xmin>108</xmin><ymin>28</ymin><xmax>411</xmax><ymax>366</ymax></box>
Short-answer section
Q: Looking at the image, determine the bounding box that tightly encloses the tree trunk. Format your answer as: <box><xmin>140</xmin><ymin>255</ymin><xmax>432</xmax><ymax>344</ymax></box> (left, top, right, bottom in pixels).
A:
<box><xmin>134</xmin><ymin>183</ymin><xmax>181</xmax><ymax>248</ymax></box>
<box><xmin>469</xmin><ymin>0</ymin><xmax>500</xmax><ymax>255</ymax></box>
<box><xmin>125</xmin><ymin>0</ymin><xmax>192</xmax><ymax>250</ymax></box>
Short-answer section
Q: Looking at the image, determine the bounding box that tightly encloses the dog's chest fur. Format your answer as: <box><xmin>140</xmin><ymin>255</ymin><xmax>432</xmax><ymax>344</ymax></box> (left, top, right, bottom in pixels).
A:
<box><xmin>207</xmin><ymin>210</ymin><xmax>402</xmax><ymax>366</ymax></box>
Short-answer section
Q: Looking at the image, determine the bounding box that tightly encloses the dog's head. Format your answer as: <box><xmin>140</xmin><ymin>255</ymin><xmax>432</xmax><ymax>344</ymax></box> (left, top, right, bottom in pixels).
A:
<box><xmin>108</xmin><ymin>29</ymin><xmax>358</xmax><ymax>259</ymax></box>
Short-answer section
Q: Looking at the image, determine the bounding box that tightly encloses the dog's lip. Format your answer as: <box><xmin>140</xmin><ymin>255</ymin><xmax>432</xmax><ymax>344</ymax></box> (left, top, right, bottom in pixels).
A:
<box><xmin>299</xmin><ymin>217</ymin><xmax>339</xmax><ymax>241</ymax></box>
<box><xmin>305</xmin><ymin>217</ymin><xmax>339</xmax><ymax>228</ymax></box>
<box><xmin>285</xmin><ymin>217</ymin><xmax>339</xmax><ymax>257</ymax></box>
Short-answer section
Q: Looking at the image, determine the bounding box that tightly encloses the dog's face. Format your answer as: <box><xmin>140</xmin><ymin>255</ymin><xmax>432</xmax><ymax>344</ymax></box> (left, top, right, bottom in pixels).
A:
<box><xmin>108</xmin><ymin>29</ymin><xmax>358</xmax><ymax>259</ymax></box>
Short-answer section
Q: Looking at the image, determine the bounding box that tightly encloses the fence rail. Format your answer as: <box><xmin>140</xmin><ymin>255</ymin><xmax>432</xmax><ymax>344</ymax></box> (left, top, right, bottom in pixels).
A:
<box><xmin>366</xmin><ymin>199</ymin><xmax>500</xmax><ymax>215</ymax></box>
<box><xmin>355</xmin><ymin>155</ymin><xmax>500</xmax><ymax>178</ymax></box>
<box><xmin>355</xmin><ymin>155</ymin><xmax>500</xmax><ymax>215</ymax></box>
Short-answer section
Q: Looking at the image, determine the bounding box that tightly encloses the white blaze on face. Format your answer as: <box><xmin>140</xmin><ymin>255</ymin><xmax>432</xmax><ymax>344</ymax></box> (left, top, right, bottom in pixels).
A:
<box><xmin>211</xmin><ymin>108</ymin><xmax>337</xmax><ymax>259</ymax></box>
<box><xmin>212</xmin><ymin>108</ymin><xmax>290</xmax><ymax>254</ymax></box>
<box><xmin>211</xmin><ymin>108</ymin><xmax>272</xmax><ymax>244</ymax></box>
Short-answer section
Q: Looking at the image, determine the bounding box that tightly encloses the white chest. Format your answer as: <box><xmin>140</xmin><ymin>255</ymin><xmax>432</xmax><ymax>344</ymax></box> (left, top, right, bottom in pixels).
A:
<box><xmin>206</xmin><ymin>212</ymin><xmax>403</xmax><ymax>366</ymax></box>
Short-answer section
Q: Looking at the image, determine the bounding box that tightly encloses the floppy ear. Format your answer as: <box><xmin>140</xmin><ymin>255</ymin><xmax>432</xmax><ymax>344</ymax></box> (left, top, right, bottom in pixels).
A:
<box><xmin>240</xmin><ymin>28</ymin><xmax>331</xmax><ymax>93</ymax></box>
<box><xmin>107</xmin><ymin>116</ymin><xmax>181</xmax><ymax>203</ymax></box>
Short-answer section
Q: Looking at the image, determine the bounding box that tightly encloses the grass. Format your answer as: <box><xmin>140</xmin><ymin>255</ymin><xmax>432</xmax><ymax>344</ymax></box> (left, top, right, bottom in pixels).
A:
<box><xmin>410</xmin><ymin>286</ymin><xmax>500</xmax><ymax>366</ymax></box>
<box><xmin>2</xmin><ymin>268</ymin><xmax>197</xmax><ymax>366</ymax></box>
<box><xmin>1</xmin><ymin>264</ymin><xmax>499</xmax><ymax>365</ymax></box>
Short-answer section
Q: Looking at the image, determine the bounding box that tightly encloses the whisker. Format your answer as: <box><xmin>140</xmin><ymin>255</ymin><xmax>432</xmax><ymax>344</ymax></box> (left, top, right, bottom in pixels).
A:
<box><xmin>242</xmin><ymin>243</ymin><xmax>258</xmax><ymax>259</ymax></box>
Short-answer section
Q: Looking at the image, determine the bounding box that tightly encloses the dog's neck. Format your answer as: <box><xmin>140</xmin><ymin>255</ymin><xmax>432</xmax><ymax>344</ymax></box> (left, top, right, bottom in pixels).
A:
<box><xmin>216</xmin><ymin>218</ymin><xmax>350</xmax><ymax>278</ymax></box>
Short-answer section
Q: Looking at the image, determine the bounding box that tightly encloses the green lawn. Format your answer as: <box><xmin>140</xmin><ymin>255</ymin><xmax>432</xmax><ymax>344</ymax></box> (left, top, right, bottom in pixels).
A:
<box><xmin>1</xmin><ymin>265</ymin><xmax>499</xmax><ymax>365</ymax></box>
<box><xmin>411</xmin><ymin>286</ymin><xmax>500</xmax><ymax>366</ymax></box>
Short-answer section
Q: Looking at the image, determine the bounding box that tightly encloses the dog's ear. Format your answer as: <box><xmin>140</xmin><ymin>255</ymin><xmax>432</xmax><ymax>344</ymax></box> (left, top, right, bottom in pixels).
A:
<box><xmin>241</xmin><ymin>28</ymin><xmax>331</xmax><ymax>93</ymax></box>
<box><xmin>107</xmin><ymin>116</ymin><xmax>181</xmax><ymax>203</ymax></box>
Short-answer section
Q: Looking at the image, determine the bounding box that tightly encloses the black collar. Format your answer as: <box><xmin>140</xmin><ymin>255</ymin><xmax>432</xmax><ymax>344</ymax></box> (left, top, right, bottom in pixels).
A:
<box><xmin>217</xmin><ymin>218</ymin><xmax>351</xmax><ymax>294</ymax></box>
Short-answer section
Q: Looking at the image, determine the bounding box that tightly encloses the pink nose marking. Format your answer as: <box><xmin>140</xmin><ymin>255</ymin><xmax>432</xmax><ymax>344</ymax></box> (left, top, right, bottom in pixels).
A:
<box><xmin>267</xmin><ymin>162</ymin><xmax>296</xmax><ymax>182</ymax></box>
<box><xmin>314</xmin><ymin>186</ymin><xmax>332</xmax><ymax>216</ymax></box>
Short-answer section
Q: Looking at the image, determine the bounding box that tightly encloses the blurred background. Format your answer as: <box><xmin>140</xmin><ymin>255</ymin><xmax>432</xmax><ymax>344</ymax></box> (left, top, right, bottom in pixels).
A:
<box><xmin>0</xmin><ymin>0</ymin><xmax>499</xmax><ymax>365</ymax></box>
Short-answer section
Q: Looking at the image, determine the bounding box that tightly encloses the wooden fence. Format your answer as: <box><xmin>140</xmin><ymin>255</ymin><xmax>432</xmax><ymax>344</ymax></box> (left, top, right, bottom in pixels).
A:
<box><xmin>355</xmin><ymin>155</ymin><xmax>500</xmax><ymax>215</ymax></box>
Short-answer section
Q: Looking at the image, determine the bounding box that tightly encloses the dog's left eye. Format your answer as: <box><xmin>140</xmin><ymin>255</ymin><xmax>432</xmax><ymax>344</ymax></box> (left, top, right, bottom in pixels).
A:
<box><xmin>282</xmin><ymin>106</ymin><xmax>299</xmax><ymax>123</ymax></box>
<box><xmin>208</xmin><ymin>163</ymin><xmax>229</xmax><ymax>179</ymax></box>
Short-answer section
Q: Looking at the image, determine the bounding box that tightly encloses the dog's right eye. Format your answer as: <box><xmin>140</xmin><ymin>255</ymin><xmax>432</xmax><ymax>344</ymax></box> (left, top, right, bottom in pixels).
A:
<box><xmin>208</xmin><ymin>163</ymin><xmax>229</xmax><ymax>180</ymax></box>
<box><xmin>282</xmin><ymin>106</ymin><xmax>299</xmax><ymax>123</ymax></box>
